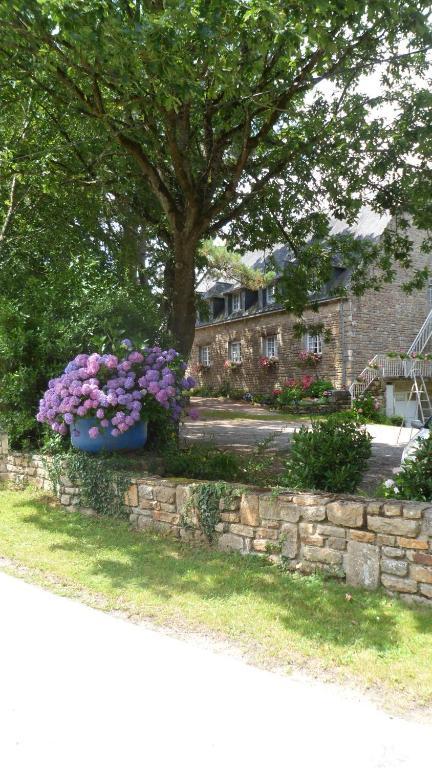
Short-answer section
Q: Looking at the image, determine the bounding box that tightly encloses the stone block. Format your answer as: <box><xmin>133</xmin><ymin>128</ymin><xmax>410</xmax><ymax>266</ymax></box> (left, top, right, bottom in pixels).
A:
<box><xmin>153</xmin><ymin>510</ymin><xmax>180</xmax><ymax>526</ymax></box>
<box><xmin>278</xmin><ymin>503</ymin><xmax>302</xmax><ymax>523</ymax></box>
<box><xmin>410</xmin><ymin>565</ymin><xmax>432</xmax><ymax>585</ymax></box>
<box><xmin>256</xmin><ymin>527</ymin><xmax>279</xmax><ymax>540</ymax></box>
<box><xmin>230</xmin><ymin>523</ymin><xmax>255</xmax><ymax>538</ymax></box>
<box><xmin>402</xmin><ymin>502</ymin><xmax>429</xmax><ymax>520</ymax></box>
<box><xmin>412</xmin><ymin>552</ymin><xmax>432</xmax><ymax>567</ymax></box>
<box><xmin>419</xmin><ymin>583</ymin><xmax>432</xmax><ymax>599</ymax></box>
<box><xmin>214</xmin><ymin>522</ymin><xmax>227</xmax><ymax>533</ymax></box>
<box><xmin>376</xmin><ymin>534</ymin><xmax>396</xmax><ymax>546</ymax></box>
<box><xmin>302</xmin><ymin>535</ymin><xmax>324</xmax><ymax>547</ymax></box>
<box><xmin>327</xmin><ymin>501</ymin><xmax>365</xmax><ymax>528</ymax></box>
<box><xmin>138</xmin><ymin>484</ymin><xmax>154</xmax><ymax>502</ymax></box>
<box><xmin>367</xmin><ymin>516</ymin><xmax>419</xmax><ymax>537</ymax></box>
<box><xmin>420</xmin><ymin>508</ymin><xmax>432</xmax><ymax>536</ymax></box>
<box><xmin>346</xmin><ymin>542</ymin><xmax>380</xmax><ymax>590</ymax></box>
<box><xmin>302</xmin><ymin>545</ymin><xmax>342</xmax><ymax>566</ymax></box>
<box><xmin>280</xmin><ymin>523</ymin><xmax>298</xmax><ymax>559</ymax></box>
<box><xmin>349</xmin><ymin>530</ymin><xmax>375</xmax><ymax>544</ymax></box>
<box><xmin>175</xmin><ymin>484</ymin><xmax>191</xmax><ymax>512</ymax></box>
<box><xmin>253</xmin><ymin>539</ymin><xmax>272</xmax><ymax>553</ymax></box>
<box><xmin>124</xmin><ymin>484</ymin><xmax>138</xmax><ymax>507</ymax></box>
<box><xmin>260</xmin><ymin>519</ymin><xmax>280</xmax><ymax>529</ymax></box>
<box><xmin>327</xmin><ymin>537</ymin><xmax>347</xmax><ymax>551</ymax></box>
<box><xmin>381</xmin><ymin>558</ymin><xmax>408</xmax><ymax>577</ymax></box>
<box><xmin>220</xmin><ymin>512</ymin><xmax>240</xmax><ymax>524</ymax></box>
<box><xmin>381</xmin><ymin>574</ymin><xmax>417</xmax><ymax>593</ymax></box>
<box><xmin>300</xmin><ymin>506</ymin><xmax>327</xmax><ymax>522</ymax></box>
<box><xmin>218</xmin><ymin>533</ymin><xmax>245</xmax><ymax>552</ymax></box>
<box><xmin>60</xmin><ymin>494</ymin><xmax>70</xmax><ymax>506</ymax></box>
<box><xmin>136</xmin><ymin>516</ymin><xmax>154</xmax><ymax>530</ymax></box>
<box><xmin>259</xmin><ymin>495</ymin><xmax>279</xmax><ymax>520</ymax></box>
<box><xmin>367</xmin><ymin>502</ymin><xmax>383</xmax><ymax>515</ymax></box>
<box><xmin>240</xmin><ymin>494</ymin><xmax>260</xmax><ymax>527</ymax></box>
<box><xmin>396</xmin><ymin>536</ymin><xmax>428</xmax><ymax>550</ymax></box>
<box><xmin>299</xmin><ymin>522</ymin><xmax>315</xmax><ymax>536</ymax></box>
<box><xmin>316</xmin><ymin>524</ymin><xmax>346</xmax><ymax>538</ymax></box>
<box><xmin>292</xmin><ymin>494</ymin><xmax>332</xmax><ymax>506</ymax></box>
<box><xmin>159</xmin><ymin>502</ymin><xmax>177</xmax><ymax>514</ymax></box>
<box><xmin>154</xmin><ymin>486</ymin><xmax>176</xmax><ymax>504</ymax></box>
<box><xmin>382</xmin><ymin>546</ymin><xmax>404</xmax><ymax>559</ymax></box>
<box><xmin>383</xmin><ymin>502</ymin><xmax>402</xmax><ymax>517</ymax></box>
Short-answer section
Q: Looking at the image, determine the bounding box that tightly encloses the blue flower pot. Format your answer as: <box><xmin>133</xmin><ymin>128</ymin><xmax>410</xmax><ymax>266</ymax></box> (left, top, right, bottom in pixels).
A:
<box><xmin>70</xmin><ymin>418</ymin><xmax>148</xmax><ymax>453</ymax></box>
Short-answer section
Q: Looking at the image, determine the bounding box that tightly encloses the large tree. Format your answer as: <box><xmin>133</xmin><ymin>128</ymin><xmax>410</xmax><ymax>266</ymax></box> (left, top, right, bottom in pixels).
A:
<box><xmin>1</xmin><ymin>0</ymin><xmax>431</xmax><ymax>354</ymax></box>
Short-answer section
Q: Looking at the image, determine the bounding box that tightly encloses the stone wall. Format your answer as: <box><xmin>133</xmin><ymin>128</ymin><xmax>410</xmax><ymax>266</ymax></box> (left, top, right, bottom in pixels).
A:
<box><xmin>2</xmin><ymin>445</ymin><xmax>432</xmax><ymax>607</ymax></box>
<box><xmin>192</xmin><ymin>300</ymin><xmax>345</xmax><ymax>394</ymax></box>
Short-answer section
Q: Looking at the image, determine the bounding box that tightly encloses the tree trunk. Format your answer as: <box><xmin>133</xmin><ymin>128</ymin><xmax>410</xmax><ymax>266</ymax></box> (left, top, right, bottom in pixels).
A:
<box><xmin>166</xmin><ymin>233</ymin><xmax>198</xmax><ymax>357</ymax></box>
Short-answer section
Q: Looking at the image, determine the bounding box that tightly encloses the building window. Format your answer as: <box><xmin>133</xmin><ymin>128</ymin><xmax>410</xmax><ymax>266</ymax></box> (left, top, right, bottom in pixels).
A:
<box><xmin>231</xmin><ymin>292</ymin><xmax>241</xmax><ymax>312</ymax></box>
<box><xmin>266</xmin><ymin>284</ymin><xmax>276</xmax><ymax>304</ymax></box>
<box><xmin>264</xmin><ymin>335</ymin><xmax>278</xmax><ymax>358</ymax></box>
<box><xmin>229</xmin><ymin>341</ymin><xmax>242</xmax><ymax>362</ymax></box>
<box><xmin>199</xmin><ymin>345</ymin><xmax>210</xmax><ymax>366</ymax></box>
<box><xmin>306</xmin><ymin>333</ymin><xmax>323</xmax><ymax>355</ymax></box>
<box><xmin>428</xmin><ymin>279</ymin><xmax>432</xmax><ymax>305</ymax></box>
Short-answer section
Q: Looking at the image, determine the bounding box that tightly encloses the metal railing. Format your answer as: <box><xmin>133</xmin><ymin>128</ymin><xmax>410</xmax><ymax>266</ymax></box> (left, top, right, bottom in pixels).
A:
<box><xmin>407</xmin><ymin>308</ymin><xmax>432</xmax><ymax>355</ymax></box>
<box><xmin>349</xmin><ymin>354</ymin><xmax>432</xmax><ymax>399</ymax></box>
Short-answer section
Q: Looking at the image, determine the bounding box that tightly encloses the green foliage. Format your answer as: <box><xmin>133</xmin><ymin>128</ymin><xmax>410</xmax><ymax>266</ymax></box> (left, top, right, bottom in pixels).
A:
<box><xmin>46</xmin><ymin>450</ymin><xmax>132</xmax><ymax>519</ymax></box>
<box><xmin>185</xmin><ymin>482</ymin><xmax>233</xmax><ymax>543</ymax></box>
<box><xmin>304</xmin><ymin>379</ymin><xmax>333</xmax><ymax>399</ymax></box>
<box><xmin>293</xmin><ymin>321</ymin><xmax>333</xmax><ymax>344</ymax></box>
<box><xmin>281</xmin><ymin>416</ymin><xmax>372</xmax><ymax>493</ymax></box>
<box><xmin>380</xmin><ymin>434</ymin><xmax>432</xmax><ymax>502</ymax></box>
<box><xmin>352</xmin><ymin>393</ymin><xmax>382</xmax><ymax>422</ymax></box>
<box><xmin>161</xmin><ymin>443</ymin><xmax>242</xmax><ymax>483</ymax></box>
<box><xmin>0</xmin><ymin>1</ymin><xmax>430</xmax><ymax>353</ymax></box>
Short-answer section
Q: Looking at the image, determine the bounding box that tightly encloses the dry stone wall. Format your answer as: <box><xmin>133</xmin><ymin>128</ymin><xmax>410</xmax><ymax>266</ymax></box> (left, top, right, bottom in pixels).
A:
<box><xmin>2</xmin><ymin>440</ymin><xmax>432</xmax><ymax>607</ymax></box>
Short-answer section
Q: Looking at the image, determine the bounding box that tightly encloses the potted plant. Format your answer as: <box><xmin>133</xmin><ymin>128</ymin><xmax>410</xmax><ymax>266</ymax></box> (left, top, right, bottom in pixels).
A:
<box><xmin>224</xmin><ymin>359</ymin><xmax>242</xmax><ymax>371</ymax></box>
<box><xmin>259</xmin><ymin>355</ymin><xmax>279</xmax><ymax>370</ymax></box>
<box><xmin>36</xmin><ymin>339</ymin><xmax>195</xmax><ymax>453</ymax></box>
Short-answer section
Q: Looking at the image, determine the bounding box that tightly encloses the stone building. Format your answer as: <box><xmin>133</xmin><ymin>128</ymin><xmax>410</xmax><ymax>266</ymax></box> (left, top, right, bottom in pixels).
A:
<box><xmin>191</xmin><ymin>212</ymin><xmax>432</xmax><ymax>423</ymax></box>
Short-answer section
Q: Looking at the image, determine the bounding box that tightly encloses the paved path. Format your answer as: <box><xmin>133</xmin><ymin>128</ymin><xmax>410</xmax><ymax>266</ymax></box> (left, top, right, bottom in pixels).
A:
<box><xmin>0</xmin><ymin>571</ymin><xmax>430</xmax><ymax>767</ymax></box>
<box><xmin>183</xmin><ymin>400</ymin><xmax>415</xmax><ymax>490</ymax></box>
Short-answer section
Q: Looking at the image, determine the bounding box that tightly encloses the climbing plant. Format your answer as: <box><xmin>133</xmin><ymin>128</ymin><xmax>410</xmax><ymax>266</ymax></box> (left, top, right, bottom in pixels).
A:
<box><xmin>182</xmin><ymin>482</ymin><xmax>235</xmax><ymax>543</ymax></box>
<box><xmin>45</xmin><ymin>450</ymin><xmax>132</xmax><ymax>518</ymax></box>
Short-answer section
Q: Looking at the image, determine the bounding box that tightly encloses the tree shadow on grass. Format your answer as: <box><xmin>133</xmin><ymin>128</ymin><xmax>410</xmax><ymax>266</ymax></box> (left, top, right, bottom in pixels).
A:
<box><xmin>13</xmin><ymin>496</ymin><xmax>432</xmax><ymax>657</ymax></box>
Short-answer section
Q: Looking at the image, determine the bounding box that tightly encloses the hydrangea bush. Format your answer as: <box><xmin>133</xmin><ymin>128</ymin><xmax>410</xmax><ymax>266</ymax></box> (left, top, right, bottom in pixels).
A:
<box><xmin>36</xmin><ymin>340</ymin><xmax>195</xmax><ymax>439</ymax></box>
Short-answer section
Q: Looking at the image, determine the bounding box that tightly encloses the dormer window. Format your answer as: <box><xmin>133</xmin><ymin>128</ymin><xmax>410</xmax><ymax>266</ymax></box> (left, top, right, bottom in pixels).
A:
<box><xmin>231</xmin><ymin>292</ymin><xmax>241</xmax><ymax>312</ymax></box>
<box><xmin>266</xmin><ymin>284</ymin><xmax>276</xmax><ymax>304</ymax></box>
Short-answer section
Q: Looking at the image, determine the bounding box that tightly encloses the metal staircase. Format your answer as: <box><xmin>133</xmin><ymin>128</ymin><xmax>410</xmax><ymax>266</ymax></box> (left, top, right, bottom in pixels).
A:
<box><xmin>349</xmin><ymin>308</ymin><xmax>432</xmax><ymax>411</ymax></box>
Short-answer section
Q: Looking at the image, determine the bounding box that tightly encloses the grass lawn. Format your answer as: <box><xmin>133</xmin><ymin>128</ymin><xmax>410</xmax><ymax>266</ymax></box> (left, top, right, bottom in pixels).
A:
<box><xmin>1</xmin><ymin>486</ymin><xmax>431</xmax><ymax>713</ymax></box>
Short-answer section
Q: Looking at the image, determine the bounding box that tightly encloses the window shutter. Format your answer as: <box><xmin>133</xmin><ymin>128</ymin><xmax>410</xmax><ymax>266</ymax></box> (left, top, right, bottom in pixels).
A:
<box><xmin>262</xmin><ymin>288</ymin><xmax>267</xmax><ymax>307</ymax></box>
<box><xmin>228</xmin><ymin>294</ymin><xmax>233</xmax><ymax>314</ymax></box>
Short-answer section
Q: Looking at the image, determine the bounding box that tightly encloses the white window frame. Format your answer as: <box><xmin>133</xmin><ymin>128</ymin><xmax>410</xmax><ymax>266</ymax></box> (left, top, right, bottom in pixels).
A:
<box><xmin>266</xmin><ymin>284</ymin><xmax>276</xmax><ymax>304</ymax></box>
<box><xmin>306</xmin><ymin>333</ymin><xmax>323</xmax><ymax>355</ymax></box>
<box><xmin>231</xmin><ymin>292</ymin><xmax>241</xmax><ymax>312</ymax></box>
<box><xmin>199</xmin><ymin>345</ymin><xmax>210</xmax><ymax>366</ymax></box>
<box><xmin>264</xmin><ymin>335</ymin><xmax>278</xmax><ymax>358</ymax></box>
<box><xmin>229</xmin><ymin>341</ymin><xmax>242</xmax><ymax>362</ymax></box>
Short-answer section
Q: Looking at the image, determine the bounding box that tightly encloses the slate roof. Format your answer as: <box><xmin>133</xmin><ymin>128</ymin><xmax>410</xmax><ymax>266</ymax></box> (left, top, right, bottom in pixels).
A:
<box><xmin>197</xmin><ymin>207</ymin><xmax>391</xmax><ymax>325</ymax></box>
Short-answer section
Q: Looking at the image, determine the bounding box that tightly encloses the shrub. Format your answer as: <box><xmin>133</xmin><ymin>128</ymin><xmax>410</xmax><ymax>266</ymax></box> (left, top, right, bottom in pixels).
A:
<box><xmin>161</xmin><ymin>443</ymin><xmax>242</xmax><ymax>481</ymax></box>
<box><xmin>273</xmin><ymin>377</ymin><xmax>333</xmax><ymax>409</ymax></box>
<box><xmin>380</xmin><ymin>433</ymin><xmax>432</xmax><ymax>502</ymax></box>
<box><xmin>281</xmin><ymin>415</ymin><xmax>372</xmax><ymax>493</ymax></box>
<box><xmin>352</xmin><ymin>392</ymin><xmax>381</xmax><ymax>422</ymax></box>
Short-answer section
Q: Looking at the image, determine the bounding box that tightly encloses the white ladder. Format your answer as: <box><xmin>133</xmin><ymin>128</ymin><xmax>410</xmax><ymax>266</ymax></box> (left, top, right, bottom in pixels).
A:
<box><xmin>409</xmin><ymin>373</ymin><xmax>432</xmax><ymax>423</ymax></box>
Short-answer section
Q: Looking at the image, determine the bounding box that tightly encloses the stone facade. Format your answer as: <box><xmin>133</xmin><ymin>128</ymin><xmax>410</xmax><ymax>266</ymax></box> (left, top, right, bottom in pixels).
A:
<box><xmin>191</xmin><ymin>222</ymin><xmax>432</xmax><ymax>393</ymax></box>
<box><xmin>3</xmin><ymin>443</ymin><xmax>432</xmax><ymax>607</ymax></box>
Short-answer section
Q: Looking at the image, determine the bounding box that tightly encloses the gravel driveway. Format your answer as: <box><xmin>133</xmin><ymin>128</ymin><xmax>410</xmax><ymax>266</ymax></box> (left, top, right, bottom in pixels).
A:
<box><xmin>182</xmin><ymin>401</ymin><xmax>416</xmax><ymax>492</ymax></box>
